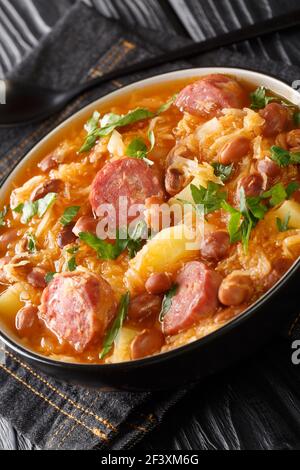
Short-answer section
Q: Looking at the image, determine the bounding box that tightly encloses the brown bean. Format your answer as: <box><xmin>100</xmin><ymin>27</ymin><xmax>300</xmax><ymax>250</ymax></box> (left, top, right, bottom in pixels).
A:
<box><xmin>259</xmin><ymin>103</ymin><xmax>289</xmax><ymax>137</ymax></box>
<box><xmin>30</xmin><ymin>179</ymin><xmax>64</xmax><ymax>202</ymax></box>
<box><xmin>218</xmin><ymin>273</ymin><xmax>253</xmax><ymax>306</ymax></box>
<box><xmin>130</xmin><ymin>328</ymin><xmax>165</xmax><ymax>360</ymax></box>
<box><xmin>73</xmin><ymin>216</ymin><xmax>98</xmax><ymax>237</ymax></box>
<box><xmin>239</xmin><ymin>173</ymin><xmax>264</xmax><ymax>198</ymax></box>
<box><xmin>165</xmin><ymin>168</ymin><xmax>186</xmax><ymax>196</ymax></box>
<box><xmin>0</xmin><ymin>228</ymin><xmax>19</xmax><ymax>251</ymax></box>
<box><xmin>292</xmin><ymin>188</ymin><xmax>300</xmax><ymax>203</ymax></box>
<box><xmin>38</xmin><ymin>153</ymin><xmax>59</xmax><ymax>172</ymax></box>
<box><xmin>201</xmin><ymin>231</ymin><xmax>230</xmax><ymax>262</ymax></box>
<box><xmin>27</xmin><ymin>268</ymin><xmax>47</xmax><ymax>289</ymax></box>
<box><xmin>257</xmin><ymin>158</ymin><xmax>281</xmax><ymax>178</ymax></box>
<box><xmin>128</xmin><ymin>293</ymin><xmax>162</xmax><ymax>323</ymax></box>
<box><xmin>15</xmin><ymin>305</ymin><xmax>39</xmax><ymax>335</ymax></box>
<box><xmin>219</xmin><ymin>136</ymin><xmax>250</xmax><ymax>165</ymax></box>
<box><xmin>57</xmin><ymin>224</ymin><xmax>77</xmax><ymax>249</ymax></box>
<box><xmin>145</xmin><ymin>273</ymin><xmax>172</xmax><ymax>295</ymax></box>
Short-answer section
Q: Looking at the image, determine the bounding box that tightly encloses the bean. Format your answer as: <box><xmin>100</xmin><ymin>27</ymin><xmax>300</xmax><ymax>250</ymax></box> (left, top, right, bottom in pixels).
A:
<box><xmin>259</xmin><ymin>103</ymin><xmax>289</xmax><ymax>137</ymax></box>
<box><xmin>15</xmin><ymin>305</ymin><xmax>39</xmax><ymax>335</ymax></box>
<box><xmin>257</xmin><ymin>158</ymin><xmax>281</xmax><ymax>178</ymax></box>
<box><xmin>38</xmin><ymin>153</ymin><xmax>59</xmax><ymax>172</ymax></box>
<box><xmin>73</xmin><ymin>216</ymin><xmax>98</xmax><ymax>237</ymax></box>
<box><xmin>57</xmin><ymin>223</ymin><xmax>77</xmax><ymax>249</ymax></box>
<box><xmin>130</xmin><ymin>328</ymin><xmax>165</xmax><ymax>360</ymax></box>
<box><xmin>0</xmin><ymin>229</ymin><xmax>19</xmax><ymax>251</ymax></box>
<box><xmin>275</xmin><ymin>132</ymin><xmax>288</xmax><ymax>150</ymax></box>
<box><xmin>145</xmin><ymin>273</ymin><xmax>172</xmax><ymax>295</ymax></box>
<box><xmin>27</xmin><ymin>267</ymin><xmax>47</xmax><ymax>289</ymax></box>
<box><xmin>287</xmin><ymin>129</ymin><xmax>300</xmax><ymax>148</ymax></box>
<box><xmin>30</xmin><ymin>179</ymin><xmax>64</xmax><ymax>202</ymax></box>
<box><xmin>201</xmin><ymin>231</ymin><xmax>230</xmax><ymax>262</ymax></box>
<box><xmin>239</xmin><ymin>173</ymin><xmax>264</xmax><ymax>198</ymax></box>
<box><xmin>128</xmin><ymin>293</ymin><xmax>162</xmax><ymax>322</ymax></box>
<box><xmin>165</xmin><ymin>168</ymin><xmax>186</xmax><ymax>196</ymax></box>
<box><xmin>219</xmin><ymin>136</ymin><xmax>250</xmax><ymax>165</ymax></box>
<box><xmin>219</xmin><ymin>272</ymin><xmax>253</xmax><ymax>306</ymax></box>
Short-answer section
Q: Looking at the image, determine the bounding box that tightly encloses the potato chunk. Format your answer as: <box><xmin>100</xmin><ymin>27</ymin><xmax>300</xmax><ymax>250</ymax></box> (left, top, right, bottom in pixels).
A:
<box><xmin>125</xmin><ymin>224</ymin><xmax>200</xmax><ymax>292</ymax></box>
<box><xmin>0</xmin><ymin>284</ymin><xmax>24</xmax><ymax>322</ymax></box>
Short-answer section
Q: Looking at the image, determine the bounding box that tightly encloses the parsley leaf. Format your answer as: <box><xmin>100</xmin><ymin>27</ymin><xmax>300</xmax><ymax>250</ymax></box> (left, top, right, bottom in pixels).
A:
<box><xmin>159</xmin><ymin>285</ymin><xmax>178</xmax><ymax>322</ymax></box>
<box><xmin>126</xmin><ymin>130</ymin><xmax>155</xmax><ymax>166</ymax></box>
<box><xmin>79</xmin><ymin>221</ymin><xmax>146</xmax><ymax>261</ymax></box>
<box><xmin>276</xmin><ymin>214</ymin><xmax>292</xmax><ymax>232</ymax></box>
<box><xmin>190</xmin><ymin>182</ymin><xmax>227</xmax><ymax>215</ymax></box>
<box><xmin>100</xmin><ymin>292</ymin><xmax>130</xmax><ymax>360</ymax></box>
<box><xmin>212</xmin><ymin>163</ymin><xmax>234</xmax><ymax>182</ymax></box>
<box><xmin>286</xmin><ymin>181</ymin><xmax>300</xmax><ymax>199</ymax></box>
<box><xmin>67</xmin><ymin>256</ymin><xmax>77</xmax><ymax>272</ymax></box>
<box><xmin>294</xmin><ymin>111</ymin><xmax>300</xmax><ymax>127</ymax></box>
<box><xmin>262</xmin><ymin>182</ymin><xmax>300</xmax><ymax>207</ymax></box>
<box><xmin>60</xmin><ymin>206</ymin><xmax>80</xmax><ymax>226</ymax></box>
<box><xmin>45</xmin><ymin>272</ymin><xmax>55</xmax><ymax>284</ymax></box>
<box><xmin>270</xmin><ymin>146</ymin><xmax>300</xmax><ymax>167</ymax></box>
<box><xmin>0</xmin><ymin>206</ymin><xmax>8</xmax><ymax>227</ymax></box>
<box><xmin>250</xmin><ymin>87</ymin><xmax>276</xmax><ymax>110</ymax></box>
<box><xmin>79</xmin><ymin>95</ymin><xmax>176</xmax><ymax>153</ymax></box>
<box><xmin>26</xmin><ymin>233</ymin><xmax>37</xmax><ymax>253</ymax></box>
<box><xmin>14</xmin><ymin>193</ymin><xmax>57</xmax><ymax>224</ymax></box>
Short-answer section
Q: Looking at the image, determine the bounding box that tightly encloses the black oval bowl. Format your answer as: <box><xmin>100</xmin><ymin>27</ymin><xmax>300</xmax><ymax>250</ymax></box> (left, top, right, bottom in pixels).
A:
<box><xmin>0</xmin><ymin>67</ymin><xmax>300</xmax><ymax>391</ymax></box>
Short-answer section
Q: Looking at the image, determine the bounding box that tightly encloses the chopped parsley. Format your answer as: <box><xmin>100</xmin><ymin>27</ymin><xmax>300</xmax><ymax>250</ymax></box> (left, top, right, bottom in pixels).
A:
<box><xmin>26</xmin><ymin>233</ymin><xmax>37</xmax><ymax>253</ymax></box>
<box><xmin>99</xmin><ymin>292</ymin><xmax>130</xmax><ymax>360</ymax></box>
<box><xmin>126</xmin><ymin>130</ymin><xmax>155</xmax><ymax>166</ymax></box>
<box><xmin>159</xmin><ymin>285</ymin><xmax>178</xmax><ymax>322</ymax></box>
<box><xmin>60</xmin><ymin>206</ymin><xmax>80</xmax><ymax>226</ymax></box>
<box><xmin>276</xmin><ymin>214</ymin><xmax>292</xmax><ymax>232</ymax></box>
<box><xmin>45</xmin><ymin>272</ymin><xmax>55</xmax><ymax>284</ymax></box>
<box><xmin>212</xmin><ymin>162</ymin><xmax>234</xmax><ymax>182</ymax></box>
<box><xmin>79</xmin><ymin>95</ymin><xmax>176</xmax><ymax>153</ymax></box>
<box><xmin>190</xmin><ymin>182</ymin><xmax>227</xmax><ymax>215</ymax></box>
<box><xmin>250</xmin><ymin>86</ymin><xmax>295</xmax><ymax>111</ymax></box>
<box><xmin>270</xmin><ymin>146</ymin><xmax>300</xmax><ymax>167</ymax></box>
<box><xmin>13</xmin><ymin>193</ymin><xmax>57</xmax><ymax>224</ymax></box>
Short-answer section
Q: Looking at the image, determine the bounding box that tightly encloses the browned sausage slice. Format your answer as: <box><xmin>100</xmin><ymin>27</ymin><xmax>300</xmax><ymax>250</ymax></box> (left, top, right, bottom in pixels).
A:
<box><xmin>39</xmin><ymin>271</ymin><xmax>117</xmax><ymax>352</ymax></box>
<box><xmin>90</xmin><ymin>158</ymin><xmax>164</xmax><ymax>227</ymax></box>
<box><xmin>163</xmin><ymin>261</ymin><xmax>222</xmax><ymax>336</ymax></box>
<box><xmin>175</xmin><ymin>74</ymin><xmax>248</xmax><ymax>118</ymax></box>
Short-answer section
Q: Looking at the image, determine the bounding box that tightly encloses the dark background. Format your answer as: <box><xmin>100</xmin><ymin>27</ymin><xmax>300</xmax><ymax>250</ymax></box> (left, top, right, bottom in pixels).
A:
<box><xmin>0</xmin><ymin>0</ymin><xmax>300</xmax><ymax>450</ymax></box>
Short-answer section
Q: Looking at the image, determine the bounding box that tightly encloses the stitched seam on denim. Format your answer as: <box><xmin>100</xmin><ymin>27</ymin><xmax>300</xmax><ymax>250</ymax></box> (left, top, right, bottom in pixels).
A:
<box><xmin>2</xmin><ymin>349</ymin><xmax>116</xmax><ymax>432</ymax></box>
<box><xmin>0</xmin><ymin>363</ymin><xmax>108</xmax><ymax>441</ymax></box>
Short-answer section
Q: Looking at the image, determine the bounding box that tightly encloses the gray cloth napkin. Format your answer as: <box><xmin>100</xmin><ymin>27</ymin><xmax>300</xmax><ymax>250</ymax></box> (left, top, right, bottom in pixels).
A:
<box><xmin>0</xmin><ymin>1</ymin><xmax>300</xmax><ymax>450</ymax></box>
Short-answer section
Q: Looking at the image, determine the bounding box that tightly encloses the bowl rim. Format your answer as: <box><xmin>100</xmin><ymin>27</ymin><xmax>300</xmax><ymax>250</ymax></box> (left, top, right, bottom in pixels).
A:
<box><xmin>1</xmin><ymin>65</ymin><xmax>300</xmax><ymax>370</ymax></box>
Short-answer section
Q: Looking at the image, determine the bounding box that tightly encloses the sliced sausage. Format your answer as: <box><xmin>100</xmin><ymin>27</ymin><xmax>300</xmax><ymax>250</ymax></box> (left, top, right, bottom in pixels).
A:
<box><xmin>73</xmin><ymin>216</ymin><xmax>98</xmax><ymax>237</ymax></box>
<box><xmin>163</xmin><ymin>261</ymin><xmax>222</xmax><ymax>336</ymax></box>
<box><xmin>128</xmin><ymin>293</ymin><xmax>162</xmax><ymax>323</ymax></box>
<box><xmin>90</xmin><ymin>158</ymin><xmax>164</xmax><ymax>226</ymax></box>
<box><xmin>27</xmin><ymin>267</ymin><xmax>48</xmax><ymax>289</ymax></box>
<box><xmin>145</xmin><ymin>273</ymin><xmax>172</xmax><ymax>295</ymax></box>
<box><xmin>259</xmin><ymin>103</ymin><xmax>289</xmax><ymax>138</ymax></box>
<box><xmin>131</xmin><ymin>328</ymin><xmax>165</xmax><ymax>360</ymax></box>
<box><xmin>175</xmin><ymin>74</ymin><xmax>248</xmax><ymax>118</ymax></box>
<box><xmin>39</xmin><ymin>271</ymin><xmax>117</xmax><ymax>353</ymax></box>
<box><xmin>218</xmin><ymin>272</ymin><xmax>253</xmax><ymax>306</ymax></box>
<box><xmin>30</xmin><ymin>179</ymin><xmax>64</xmax><ymax>202</ymax></box>
<box><xmin>15</xmin><ymin>305</ymin><xmax>39</xmax><ymax>335</ymax></box>
<box><xmin>57</xmin><ymin>223</ymin><xmax>77</xmax><ymax>248</ymax></box>
<box><xmin>219</xmin><ymin>136</ymin><xmax>250</xmax><ymax>165</ymax></box>
<box><xmin>239</xmin><ymin>173</ymin><xmax>264</xmax><ymax>198</ymax></box>
<box><xmin>200</xmin><ymin>231</ymin><xmax>230</xmax><ymax>262</ymax></box>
